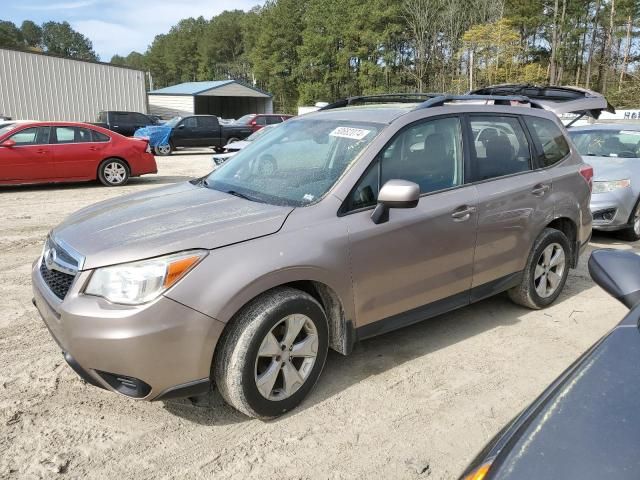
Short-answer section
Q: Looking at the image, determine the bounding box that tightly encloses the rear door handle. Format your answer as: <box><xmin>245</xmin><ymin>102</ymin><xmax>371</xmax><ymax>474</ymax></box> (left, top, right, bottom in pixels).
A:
<box><xmin>36</xmin><ymin>149</ymin><xmax>48</xmax><ymax>154</ymax></box>
<box><xmin>88</xmin><ymin>146</ymin><xmax>98</xmax><ymax>151</ymax></box>
<box><xmin>531</xmin><ymin>183</ymin><xmax>551</xmax><ymax>196</ymax></box>
<box><xmin>451</xmin><ymin>205</ymin><xmax>477</xmax><ymax>221</ymax></box>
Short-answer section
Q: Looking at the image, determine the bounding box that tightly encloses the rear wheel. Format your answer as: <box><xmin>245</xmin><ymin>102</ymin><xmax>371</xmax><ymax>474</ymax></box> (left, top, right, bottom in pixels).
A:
<box><xmin>213</xmin><ymin>287</ymin><xmax>329</xmax><ymax>419</ymax></box>
<box><xmin>226</xmin><ymin>137</ymin><xmax>240</xmax><ymax>145</ymax></box>
<box><xmin>508</xmin><ymin>228</ymin><xmax>570</xmax><ymax>309</ymax></box>
<box><xmin>98</xmin><ymin>158</ymin><xmax>129</xmax><ymax>186</ymax></box>
<box><xmin>154</xmin><ymin>144</ymin><xmax>172</xmax><ymax>156</ymax></box>
<box><xmin>617</xmin><ymin>199</ymin><xmax>640</xmax><ymax>242</ymax></box>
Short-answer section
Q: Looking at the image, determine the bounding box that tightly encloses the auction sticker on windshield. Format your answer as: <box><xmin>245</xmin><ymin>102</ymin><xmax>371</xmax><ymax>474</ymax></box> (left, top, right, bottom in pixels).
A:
<box><xmin>330</xmin><ymin>127</ymin><xmax>371</xmax><ymax>140</ymax></box>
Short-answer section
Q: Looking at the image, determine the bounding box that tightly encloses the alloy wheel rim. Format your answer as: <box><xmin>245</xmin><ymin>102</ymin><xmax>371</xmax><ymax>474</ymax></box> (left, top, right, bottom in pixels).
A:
<box><xmin>254</xmin><ymin>314</ymin><xmax>318</xmax><ymax>401</ymax></box>
<box><xmin>534</xmin><ymin>243</ymin><xmax>565</xmax><ymax>298</ymax></box>
<box><xmin>158</xmin><ymin>145</ymin><xmax>171</xmax><ymax>154</ymax></box>
<box><xmin>103</xmin><ymin>162</ymin><xmax>126</xmax><ymax>184</ymax></box>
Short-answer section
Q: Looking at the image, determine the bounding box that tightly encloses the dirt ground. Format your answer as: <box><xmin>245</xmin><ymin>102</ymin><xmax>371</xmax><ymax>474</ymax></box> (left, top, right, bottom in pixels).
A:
<box><xmin>0</xmin><ymin>150</ymin><xmax>634</xmax><ymax>479</ymax></box>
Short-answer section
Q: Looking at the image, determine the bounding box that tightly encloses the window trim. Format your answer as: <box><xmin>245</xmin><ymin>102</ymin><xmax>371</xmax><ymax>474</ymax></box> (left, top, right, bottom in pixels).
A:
<box><xmin>522</xmin><ymin>115</ymin><xmax>571</xmax><ymax>170</ymax></box>
<box><xmin>463</xmin><ymin>113</ymin><xmax>536</xmax><ymax>184</ymax></box>
<box><xmin>338</xmin><ymin>113</ymin><xmax>467</xmax><ymax>217</ymax></box>
<box><xmin>8</xmin><ymin>126</ymin><xmax>41</xmax><ymax>146</ymax></box>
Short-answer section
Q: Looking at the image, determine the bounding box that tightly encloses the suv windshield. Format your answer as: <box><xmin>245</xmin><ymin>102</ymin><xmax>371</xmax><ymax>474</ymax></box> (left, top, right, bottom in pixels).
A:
<box><xmin>205</xmin><ymin>118</ymin><xmax>381</xmax><ymax>206</ymax></box>
<box><xmin>570</xmin><ymin>129</ymin><xmax>640</xmax><ymax>158</ymax></box>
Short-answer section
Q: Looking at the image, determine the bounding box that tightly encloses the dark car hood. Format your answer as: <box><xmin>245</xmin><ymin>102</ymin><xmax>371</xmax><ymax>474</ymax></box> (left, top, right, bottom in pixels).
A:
<box><xmin>489</xmin><ymin>319</ymin><xmax>640</xmax><ymax>479</ymax></box>
<box><xmin>52</xmin><ymin>182</ymin><xmax>293</xmax><ymax>270</ymax></box>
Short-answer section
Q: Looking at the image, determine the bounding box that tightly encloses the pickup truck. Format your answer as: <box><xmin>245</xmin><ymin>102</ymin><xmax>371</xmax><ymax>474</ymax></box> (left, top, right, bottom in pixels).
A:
<box><xmin>94</xmin><ymin>111</ymin><xmax>160</xmax><ymax>137</ymax></box>
<box><xmin>136</xmin><ymin>115</ymin><xmax>253</xmax><ymax>156</ymax></box>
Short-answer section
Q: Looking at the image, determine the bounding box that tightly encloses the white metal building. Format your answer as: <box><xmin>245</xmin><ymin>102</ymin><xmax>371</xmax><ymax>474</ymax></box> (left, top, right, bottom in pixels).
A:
<box><xmin>0</xmin><ymin>47</ymin><xmax>147</xmax><ymax>122</ymax></box>
<box><xmin>148</xmin><ymin>81</ymin><xmax>273</xmax><ymax>120</ymax></box>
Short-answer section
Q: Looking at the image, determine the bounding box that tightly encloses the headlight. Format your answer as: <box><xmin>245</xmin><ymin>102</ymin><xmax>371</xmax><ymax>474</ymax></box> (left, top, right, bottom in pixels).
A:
<box><xmin>84</xmin><ymin>250</ymin><xmax>207</xmax><ymax>305</ymax></box>
<box><xmin>592</xmin><ymin>179</ymin><xmax>631</xmax><ymax>194</ymax></box>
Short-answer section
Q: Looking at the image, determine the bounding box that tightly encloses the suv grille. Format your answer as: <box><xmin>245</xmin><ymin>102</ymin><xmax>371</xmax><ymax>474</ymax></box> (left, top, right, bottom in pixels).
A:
<box><xmin>40</xmin><ymin>261</ymin><xmax>75</xmax><ymax>300</ymax></box>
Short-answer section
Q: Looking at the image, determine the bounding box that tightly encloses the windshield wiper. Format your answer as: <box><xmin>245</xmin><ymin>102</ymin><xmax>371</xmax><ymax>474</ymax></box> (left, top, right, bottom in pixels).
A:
<box><xmin>225</xmin><ymin>190</ymin><xmax>257</xmax><ymax>202</ymax></box>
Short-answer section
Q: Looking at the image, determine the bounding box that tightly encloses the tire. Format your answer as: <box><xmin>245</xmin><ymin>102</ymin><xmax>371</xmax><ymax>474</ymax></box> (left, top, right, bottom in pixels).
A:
<box><xmin>226</xmin><ymin>137</ymin><xmax>240</xmax><ymax>145</ymax></box>
<box><xmin>617</xmin><ymin>198</ymin><xmax>640</xmax><ymax>242</ymax></box>
<box><xmin>154</xmin><ymin>144</ymin><xmax>172</xmax><ymax>156</ymax></box>
<box><xmin>508</xmin><ymin>228</ymin><xmax>571</xmax><ymax>309</ymax></box>
<box><xmin>213</xmin><ymin>287</ymin><xmax>329</xmax><ymax>419</ymax></box>
<box><xmin>97</xmin><ymin>158</ymin><xmax>130</xmax><ymax>186</ymax></box>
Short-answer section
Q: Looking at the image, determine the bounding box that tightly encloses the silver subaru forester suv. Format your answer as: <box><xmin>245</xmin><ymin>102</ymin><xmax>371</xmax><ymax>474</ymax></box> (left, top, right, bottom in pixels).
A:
<box><xmin>32</xmin><ymin>89</ymin><xmax>607</xmax><ymax>418</ymax></box>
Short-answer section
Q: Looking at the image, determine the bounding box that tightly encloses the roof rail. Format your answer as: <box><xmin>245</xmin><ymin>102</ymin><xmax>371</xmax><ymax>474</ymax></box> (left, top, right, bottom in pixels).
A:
<box><xmin>412</xmin><ymin>94</ymin><xmax>544</xmax><ymax>111</ymax></box>
<box><xmin>319</xmin><ymin>93</ymin><xmax>444</xmax><ymax>111</ymax></box>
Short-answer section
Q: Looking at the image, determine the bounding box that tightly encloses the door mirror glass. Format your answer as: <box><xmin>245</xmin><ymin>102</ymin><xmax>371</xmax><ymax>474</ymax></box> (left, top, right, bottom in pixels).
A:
<box><xmin>0</xmin><ymin>139</ymin><xmax>16</xmax><ymax>147</ymax></box>
<box><xmin>588</xmin><ymin>249</ymin><xmax>640</xmax><ymax>309</ymax></box>
<box><xmin>371</xmin><ymin>179</ymin><xmax>420</xmax><ymax>224</ymax></box>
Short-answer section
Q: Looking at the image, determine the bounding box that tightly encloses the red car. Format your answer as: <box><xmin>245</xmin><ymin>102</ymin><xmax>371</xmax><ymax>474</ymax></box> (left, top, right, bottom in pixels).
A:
<box><xmin>0</xmin><ymin>121</ymin><xmax>157</xmax><ymax>186</ymax></box>
<box><xmin>233</xmin><ymin>113</ymin><xmax>293</xmax><ymax>133</ymax></box>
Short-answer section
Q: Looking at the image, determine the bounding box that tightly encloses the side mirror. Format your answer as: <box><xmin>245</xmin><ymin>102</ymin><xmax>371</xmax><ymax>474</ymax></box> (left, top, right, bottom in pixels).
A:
<box><xmin>588</xmin><ymin>249</ymin><xmax>640</xmax><ymax>309</ymax></box>
<box><xmin>0</xmin><ymin>139</ymin><xmax>16</xmax><ymax>147</ymax></box>
<box><xmin>371</xmin><ymin>179</ymin><xmax>420</xmax><ymax>224</ymax></box>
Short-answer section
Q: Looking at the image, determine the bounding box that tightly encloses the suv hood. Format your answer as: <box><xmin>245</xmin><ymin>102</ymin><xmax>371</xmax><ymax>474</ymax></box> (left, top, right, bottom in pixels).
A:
<box><xmin>52</xmin><ymin>181</ymin><xmax>293</xmax><ymax>270</ymax></box>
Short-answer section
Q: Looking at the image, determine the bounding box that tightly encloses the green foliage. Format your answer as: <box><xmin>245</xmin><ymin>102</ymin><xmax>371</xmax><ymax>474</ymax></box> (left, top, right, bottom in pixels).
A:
<box><xmin>41</xmin><ymin>21</ymin><xmax>97</xmax><ymax>60</ymax></box>
<box><xmin>0</xmin><ymin>21</ymin><xmax>22</xmax><ymax>48</ymax></box>
<box><xmin>20</xmin><ymin>21</ymin><xmax>42</xmax><ymax>49</ymax></box>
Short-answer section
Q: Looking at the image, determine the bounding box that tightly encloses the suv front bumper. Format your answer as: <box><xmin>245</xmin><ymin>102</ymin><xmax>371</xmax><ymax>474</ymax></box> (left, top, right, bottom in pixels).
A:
<box><xmin>31</xmin><ymin>258</ymin><xmax>224</xmax><ymax>400</ymax></box>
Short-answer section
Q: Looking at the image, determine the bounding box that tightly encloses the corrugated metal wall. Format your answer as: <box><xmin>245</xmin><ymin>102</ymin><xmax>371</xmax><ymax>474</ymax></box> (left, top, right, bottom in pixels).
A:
<box><xmin>0</xmin><ymin>48</ymin><xmax>147</xmax><ymax>122</ymax></box>
<box><xmin>148</xmin><ymin>95</ymin><xmax>194</xmax><ymax>118</ymax></box>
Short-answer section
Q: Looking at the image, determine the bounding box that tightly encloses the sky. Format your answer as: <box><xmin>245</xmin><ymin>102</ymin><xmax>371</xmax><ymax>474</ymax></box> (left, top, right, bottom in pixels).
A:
<box><xmin>2</xmin><ymin>0</ymin><xmax>262</xmax><ymax>61</ymax></box>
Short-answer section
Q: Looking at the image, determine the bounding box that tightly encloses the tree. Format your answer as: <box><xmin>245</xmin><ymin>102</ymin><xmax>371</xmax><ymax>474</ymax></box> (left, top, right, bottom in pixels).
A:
<box><xmin>0</xmin><ymin>21</ymin><xmax>22</xmax><ymax>48</ymax></box>
<box><xmin>41</xmin><ymin>21</ymin><xmax>98</xmax><ymax>61</ymax></box>
<box><xmin>20</xmin><ymin>20</ymin><xmax>42</xmax><ymax>49</ymax></box>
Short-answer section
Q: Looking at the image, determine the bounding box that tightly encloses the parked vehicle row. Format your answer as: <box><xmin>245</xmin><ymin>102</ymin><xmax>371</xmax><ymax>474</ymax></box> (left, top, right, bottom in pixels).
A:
<box><xmin>0</xmin><ymin>121</ymin><xmax>157</xmax><ymax>186</ymax></box>
<box><xmin>93</xmin><ymin>110</ymin><xmax>161</xmax><ymax>137</ymax></box>
<box><xmin>136</xmin><ymin>114</ymin><xmax>254</xmax><ymax>156</ymax></box>
<box><xmin>32</xmin><ymin>90</ymin><xmax>604</xmax><ymax>421</ymax></box>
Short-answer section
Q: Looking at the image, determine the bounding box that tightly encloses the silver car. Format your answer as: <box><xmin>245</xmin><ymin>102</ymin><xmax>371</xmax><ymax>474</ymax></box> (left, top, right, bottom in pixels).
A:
<box><xmin>569</xmin><ymin>124</ymin><xmax>640</xmax><ymax>240</ymax></box>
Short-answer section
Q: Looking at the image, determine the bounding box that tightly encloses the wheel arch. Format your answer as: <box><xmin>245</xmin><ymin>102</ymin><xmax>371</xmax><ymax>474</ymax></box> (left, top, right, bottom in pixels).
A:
<box><xmin>97</xmin><ymin>156</ymin><xmax>131</xmax><ymax>179</ymax></box>
<box><xmin>213</xmin><ymin>277</ymin><xmax>354</xmax><ymax>360</ymax></box>
<box><xmin>546</xmin><ymin>216</ymin><xmax>578</xmax><ymax>267</ymax></box>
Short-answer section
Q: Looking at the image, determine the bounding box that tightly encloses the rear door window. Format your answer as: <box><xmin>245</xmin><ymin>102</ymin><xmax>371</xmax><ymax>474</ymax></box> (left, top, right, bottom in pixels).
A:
<box><xmin>524</xmin><ymin>116</ymin><xmax>570</xmax><ymax>166</ymax></box>
<box><xmin>469</xmin><ymin>116</ymin><xmax>532</xmax><ymax>181</ymax></box>
<box><xmin>53</xmin><ymin>127</ymin><xmax>93</xmax><ymax>144</ymax></box>
<box><xmin>266</xmin><ymin>116</ymin><xmax>282</xmax><ymax>125</ymax></box>
<box><xmin>255</xmin><ymin>116</ymin><xmax>267</xmax><ymax>126</ymax></box>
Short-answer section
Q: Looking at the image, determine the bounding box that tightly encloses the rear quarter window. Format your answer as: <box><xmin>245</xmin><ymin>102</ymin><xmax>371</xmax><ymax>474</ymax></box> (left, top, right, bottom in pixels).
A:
<box><xmin>524</xmin><ymin>116</ymin><xmax>570</xmax><ymax>167</ymax></box>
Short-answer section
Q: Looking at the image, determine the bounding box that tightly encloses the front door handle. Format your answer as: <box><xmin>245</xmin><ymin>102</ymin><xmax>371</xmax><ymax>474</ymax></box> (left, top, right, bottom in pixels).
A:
<box><xmin>451</xmin><ymin>205</ymin><xmax>477</xmax><ymax>221</ymax></box>
<box><xmin>531</xmin><ymin>183</ymin><xmax>551</xmax><ymax>196</ymax></box>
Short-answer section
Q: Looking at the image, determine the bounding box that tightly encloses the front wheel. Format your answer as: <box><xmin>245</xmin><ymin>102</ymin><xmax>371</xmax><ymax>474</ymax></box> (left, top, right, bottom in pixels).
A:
<box><xmin>508</xmin><ymin>228</ymin><xmax>571</xmax><ymax>309</ymax></box>
<box><xmin>213</xmin><ymin>287</ymin><xmax>329</xmax><ymax>419</ymax></box>
<box><xmin>98</xmin><ymin>158</ymin><xmax>129</xmax><ymax>186</ymax></box>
